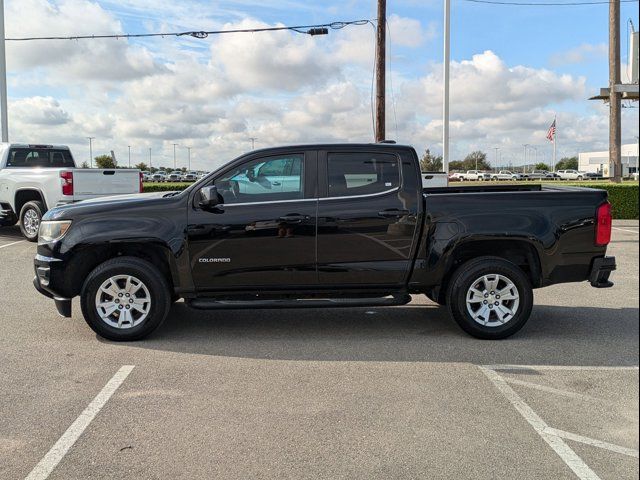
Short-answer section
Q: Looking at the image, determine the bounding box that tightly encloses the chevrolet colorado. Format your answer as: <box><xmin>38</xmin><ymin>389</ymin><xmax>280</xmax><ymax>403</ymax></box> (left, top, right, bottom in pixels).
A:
<box><xmin>33</xmin><ymin>143</ymin><xmax>616</xmax><ymax>341</ymax></box>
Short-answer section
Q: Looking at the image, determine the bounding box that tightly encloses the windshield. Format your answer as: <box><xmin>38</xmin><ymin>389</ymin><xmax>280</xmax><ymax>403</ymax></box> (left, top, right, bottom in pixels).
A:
<box><xmin>6</xmin><ymin>147</ymin><xmax>75</xmax><ymax>168</ymax></box>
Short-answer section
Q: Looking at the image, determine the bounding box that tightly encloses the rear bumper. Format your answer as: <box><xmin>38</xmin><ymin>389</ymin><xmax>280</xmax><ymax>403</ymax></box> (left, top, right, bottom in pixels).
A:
<box><xmin>589</xmin><ymin>256</ymin><xmax>616</xmax><ymax>288</ymax></box>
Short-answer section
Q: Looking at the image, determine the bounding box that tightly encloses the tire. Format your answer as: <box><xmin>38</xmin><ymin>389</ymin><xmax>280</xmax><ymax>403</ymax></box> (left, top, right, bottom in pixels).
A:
<box><xmin>19</xmin><ymin>200</ymin><xmax>45</xmax><ymax>242</ymax></box>
<box><xmin>80</xmin><ymin>256</ymin><xmax>172</xmax><ymax>341</ymax></box>
<box><xmin>577</xmin><ymin>176</ymin><xmax>583</xmax><ymax>181</ymax></box>
<box><xmin>446</xmin><ymin>256</ymin><xmax>533</xmax><ymax>339</ymax></box>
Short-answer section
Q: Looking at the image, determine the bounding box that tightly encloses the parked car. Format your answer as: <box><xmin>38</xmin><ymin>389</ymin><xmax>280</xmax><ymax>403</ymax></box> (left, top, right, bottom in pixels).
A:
<box><xmin>584</xmin><ymin>172</ymin><xmax>603</xmax><ymax>180</ymax></box>
<box><xmin>33</xmin><ymin>143</ymin><xmax>616</xmax><ymax>342</ymax></box>
<box><xmin>150</xmin><ymin>173</ymin><xmax>166</xmax><ymax>182</ymax></box>
<box><xmin>448</xmin><ymin>172</ymin><xmax>464</xmax><ymax>182</ymax></box>
<box><xmin>491</xmin><ymin>171</ymin><xmax>523</xmax><ymax>181</ymax></box>
<box><xmin>460</xmin><ymin>170</ymin><xmax>491</xmax><ymax>181</ymax></box>
<box><xmin>631</xmin><ymin>172</ymin><xmax>639</xmax><ymax>181</ymax></box>
<box><xmin>0</xmin><ymin>143</ymin><xmax>142</xmax><ymax>241</ymax></box>
<box><xmin>141</xmin><ymin>171</ymin><xmax>151</xmax><ymax>182</ymax></box>
<box><xmin>167</xmin><ymin>171</ymin><xmax>184</xmax><ymax>182</ymax></box>
<box><xmin>557</xmin><ymin>169</ymin><xmax>584</xmax><ymax>180</ymax></box>
<box><xmin>183</xmin><ymin>172</ymin><xmax>199</xmax><ymax>182</ymax></box>
<box><xmin>525</xmin><ymin>170</ymin><xmax>552</xmax><ymax>180</ymax></box>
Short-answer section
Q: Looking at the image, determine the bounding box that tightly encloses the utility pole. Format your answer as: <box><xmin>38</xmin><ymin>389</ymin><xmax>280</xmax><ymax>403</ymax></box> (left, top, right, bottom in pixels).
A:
<box><xmin>148</xmin><ymin>147</ymin><xmax>152</xmax><ymax>168</ymax></box>
<box><xmin>494</xmin><ymin>147</ymin><xmax>500</xmax><ymax>171</ymax></box>
<box><xmin>127</xmin><ymin>145</ymin><xmax>131</xmax><ymax>167</ymax></box>
<box><xmin>442</xmin><ymin>0</ymin><xmax>451</xmax><ymax>173</ymax></box>
<box><xmin>186</xmin><ymin>146</ymin><xmax>191</xmax><ymax>170</ymax></box>
<box><xmin>375</xmin><ymin>0</ymin><xmax>386</xmax><ymax>143</ymax></box>
<box><xmin>249</xmin><ymin>137</ymin><xmax>257</xmax><ymax>150</ymax></box>
<box><xmin>523</xmin><ymin>144</ymin><xmax>529</xmax><ymax>173</ymax></box>
<box><xmin>609</xmin><ymin>0</ymin><xmax>622</xmax><ymax>183</ymax></box>
<box><xmin>0</xmin><ymin>0</ymin><xmax>8</xmax><ymax>142</ymax></box>
<box><xmin>172</xmin><ymin>143</ymin><xmax>178</xmax><ymax>169</ymax></box>
<box><xmin>87</xmin><ymin>137</ymin><xmax>95</xmax><ymax>168</ymax></box>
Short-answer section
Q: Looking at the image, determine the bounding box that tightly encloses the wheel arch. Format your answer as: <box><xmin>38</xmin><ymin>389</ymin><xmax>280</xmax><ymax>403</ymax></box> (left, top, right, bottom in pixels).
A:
<box><xmin>61</xmin><ymin>241</ymin><xmax>179</xmax><ymax>298</ymax></box>
<box><xmin>434</xmin><ymin>238</ymin><xmax>542</xmax><ymax>305</ymax></box>
<box><xmin>15</xmin><ymin>188</ymin><xmax>47</xmax><ymax>214</ymax></box>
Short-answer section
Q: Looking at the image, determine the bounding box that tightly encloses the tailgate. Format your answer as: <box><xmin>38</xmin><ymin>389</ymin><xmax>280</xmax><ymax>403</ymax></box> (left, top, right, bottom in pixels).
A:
<box><xmin>72</xmin><ymin>169</ymin><xmax>140</xmax><ymax>197</ymax></box>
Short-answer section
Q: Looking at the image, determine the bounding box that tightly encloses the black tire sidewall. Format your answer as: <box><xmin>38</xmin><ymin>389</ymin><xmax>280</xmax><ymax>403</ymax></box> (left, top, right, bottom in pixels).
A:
<box><xmin>80</xmin><ymin>257</ymin><xmax>171</xmax><ymax>341</ymax></box>
<box><xmin>19</xmin><ymin>201</ymin><xmax>44</xmax><ymax>241</ymax></box>
<box><xmin>447</xmin><ymin>257</ymin><xmax>533</xmax><ymax>339</ymax></box>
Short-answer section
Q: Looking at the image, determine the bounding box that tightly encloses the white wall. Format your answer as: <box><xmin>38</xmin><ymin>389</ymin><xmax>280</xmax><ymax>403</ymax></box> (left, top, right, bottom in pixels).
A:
<box><xmin>578</xmin><ymin>143</ymin><xmax>639</xmax><ymax>177</ymax></box>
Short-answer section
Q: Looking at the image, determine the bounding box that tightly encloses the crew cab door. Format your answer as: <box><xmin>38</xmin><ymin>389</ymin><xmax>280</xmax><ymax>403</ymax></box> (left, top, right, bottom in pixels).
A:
<box><xmin>187</xmin><ymin>151</ymin><xmax>318</xmax><ymax>290</ymax></box>
<box><xmin>316</xmin><ymin>149</ymin><xmax>421</xmax><ymax>287</ymax></box>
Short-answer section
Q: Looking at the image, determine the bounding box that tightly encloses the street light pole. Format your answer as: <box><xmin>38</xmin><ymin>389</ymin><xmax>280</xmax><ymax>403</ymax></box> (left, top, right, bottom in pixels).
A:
<box><xmin>87</xmin><ymin>137</ymin><xmax>95</xmax><ymax>168</ymax></box>
<box><xmin>128</xmin><ymin>145</ymin><xmax>131</xmax><ymax>167</ymax></box>
<box><xmin>442</xmin><ymin>0</ymin><xmax>451</xmax><ymax>174</ymax></box>
<box><xmin>523</xmin><ymin>144</ymin><xmax>529</xmax><ymax>174</ymax></box>
<box><xmin>172</xmin><ymin>143</ymin><xmax>178</xmax><ymax>169</ymax></box>
<box><xmin>0</xmin><ymin>0</ymin><xmax>8</xmax><ymax>142</ymax></box>
<box><xmin>148</xmin><ymin>147</ymin><xmax>152</xmax><ymax>168</ymax></box>
<box><xmin>494</xmin><ymin>147</ymin><xmax>500</xmax><ymax>171</ymax></box>
<box><xmin>375</xmin><ymin>0</ymin><xmax>386</xmax><ymax>143</ymax></box>
<box><xmin>249</xmin><ymin>137</ymin><xmax>257</xmax><ymax>150</ymax></box>
<box><xmin>187</xmin><ymin>146</ymin><xmax>191</xmax><ymax>170</ymax></box>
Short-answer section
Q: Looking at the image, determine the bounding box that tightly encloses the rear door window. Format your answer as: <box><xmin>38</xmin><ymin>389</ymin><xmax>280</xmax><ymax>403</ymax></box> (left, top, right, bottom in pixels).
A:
<box><xmin>7</xmin><ymin>148</ymin><xmax>74</xmax><ymax>168</ymax></box>
<box><xmin>327</xmin><ymin>152</ymin><xmax>399</xmax><ymax>198</ymax></box>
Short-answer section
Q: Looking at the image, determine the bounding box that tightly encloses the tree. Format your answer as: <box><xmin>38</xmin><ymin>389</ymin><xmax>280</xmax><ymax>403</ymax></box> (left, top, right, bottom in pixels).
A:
<box><xmin>134</xmin><ymin>162</ymin><xmax>149</xmax><ymax>171</ymax></box>
<box><xmin>80</xmin><ymin>161</ymin><xmax>90</xmax><ymax>168</ymax></box>
<box><xmin>95</xmin><ymin>154</ymin><xmax>117</xmax><ymax>169</ymax></box>
<box><xmin>534</xmin><ymin>162</ymin><xmax>550</xmax><ymax>171</ymax></box>
<box><xmin>448</xmin><ymin>160</ymin><xmax>465</xmax><ymax>171</ymax></box>
<box><xmin>462</xmin><ymin>151</ymin><xmax>491</xmax><ymax>171</ymax></box>
<box><xmin>555</xmin><ymin>156</ymin><xmax>578</xmax><ymax>170</ymax></box>
<box><xmin>419</xmin><ymin>149</ymin><xmax>443</xmax><ymax>172</ymax></box>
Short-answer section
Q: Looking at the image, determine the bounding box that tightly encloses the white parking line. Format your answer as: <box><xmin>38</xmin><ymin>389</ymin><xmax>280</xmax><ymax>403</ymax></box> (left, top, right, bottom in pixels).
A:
<box><xmin>0</xmin><ymin>240</ymin><xmax>24</xmax><ymax>249</ymax></box>
<box><xmin>503</xmin><ymin>377</ymin><xmax>602</xmax><ymax>403</ymax></box>
<box><xmin>485</xmin><ymin>364</ymin><xmax>639</xmax><ymax>371</ymax></box>
<box><xmin>544</xmin><ymin>427</ymin><xmax>639</xmax><ymax>459</ymax></box>
<box><xmin>24</xmin><ymin>365</ymin><xmax>135</xmax><ymax>480</ymax></box>
<box><xmin>612</xmin><ymin>227</ymin><xmax>639</xmax><ymax>234</ymax></box>
<box><xmin>480</xmin><ymin>366</ymin><xmax>602</xmax><ymax>480</ymax></box>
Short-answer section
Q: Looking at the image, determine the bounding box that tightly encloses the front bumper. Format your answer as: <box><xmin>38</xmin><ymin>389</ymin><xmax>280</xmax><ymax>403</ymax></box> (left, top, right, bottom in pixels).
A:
<box><xmin>33</xmin><ymin>254</ymin><xmax>72</xmax><ymax>317</ymax></box>
<box><xmin>589</xmin><ymin>256</ymin><xmax>616</xmax><ymax>288</ymax></box>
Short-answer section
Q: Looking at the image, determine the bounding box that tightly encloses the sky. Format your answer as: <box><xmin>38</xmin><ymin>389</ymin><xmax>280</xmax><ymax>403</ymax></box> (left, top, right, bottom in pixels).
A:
<box><xmin>5</xmin><ymin>0</ymin><xmax>640</xmax><ymax>170</ymax></box>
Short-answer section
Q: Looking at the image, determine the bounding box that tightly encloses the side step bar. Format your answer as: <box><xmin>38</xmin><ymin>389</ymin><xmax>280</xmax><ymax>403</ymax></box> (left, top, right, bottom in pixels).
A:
<box><xmin>187</xmin><ymin>294</ymin><xmax>412</xmax><ymax>310</ymax></box>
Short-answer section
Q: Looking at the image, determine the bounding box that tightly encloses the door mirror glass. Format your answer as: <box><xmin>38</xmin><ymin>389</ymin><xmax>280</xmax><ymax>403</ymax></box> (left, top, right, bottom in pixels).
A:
<box><xmin>198</xmin><ymin>185</ymin><xmax>220</xmax><ymax>209</ymax></box>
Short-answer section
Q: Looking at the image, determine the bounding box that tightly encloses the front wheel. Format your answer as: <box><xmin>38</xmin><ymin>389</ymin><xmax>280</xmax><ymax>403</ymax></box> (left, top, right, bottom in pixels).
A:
<box><xmin>80</xmin><ymin>256</ymin><xmax>172</xmax><ymax>341</ymax></box>
<box><xmin>19</xmin><ymin>201</ymin><xmax>45</xmax><ymax>242</ymax></box>
<box><xmin>446</xmin><ymin>256</ymin><xmax>533</xmax><ymax>339</ymax></box>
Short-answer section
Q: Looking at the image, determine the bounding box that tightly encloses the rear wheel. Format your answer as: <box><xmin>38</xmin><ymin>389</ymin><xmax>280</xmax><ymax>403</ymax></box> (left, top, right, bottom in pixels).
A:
<box><xmin>80</xmin><ymin>256</ymin><xmax>171</xmax><ymax>341</ymax></box>
<box><xmin>446</xmin><ymin>256</ymin><xmax>533</xmax><ymax>339</ymax></box>
<box><xmin>19</xmin><ymin>201</ymin><xmax>45</xmax><ymax>242</ymax></box>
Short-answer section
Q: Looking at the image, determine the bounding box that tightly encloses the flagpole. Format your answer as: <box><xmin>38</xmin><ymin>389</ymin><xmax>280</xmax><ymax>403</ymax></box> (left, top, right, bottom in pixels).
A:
<box><xmin>553</xmin><ymin>115</ymin><xmax>557</xmax><ymax>172</ymax></box>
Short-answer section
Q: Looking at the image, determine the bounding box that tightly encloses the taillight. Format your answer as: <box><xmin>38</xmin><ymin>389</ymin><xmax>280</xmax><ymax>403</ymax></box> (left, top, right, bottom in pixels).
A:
<box><xmin>60</xmin><ymin>171</ymin><xmax>73</xmax><ymax>196</ymax></box>
<box><xmin>595</xmin><ymin>202</ymin><xmax>612</xmax><ymax>246</ymax></box>
<box><xmin>139</xmin><ymin>172</ymin><xmax>144</xmax><ymax>193</ymax></box>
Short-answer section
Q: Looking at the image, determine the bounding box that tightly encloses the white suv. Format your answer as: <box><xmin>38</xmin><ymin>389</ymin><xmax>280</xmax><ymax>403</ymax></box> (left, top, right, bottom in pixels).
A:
<box><xmin>557</xmin><ymin>170</ymin><xmax>584</xmax><ymax>180</ymax></box>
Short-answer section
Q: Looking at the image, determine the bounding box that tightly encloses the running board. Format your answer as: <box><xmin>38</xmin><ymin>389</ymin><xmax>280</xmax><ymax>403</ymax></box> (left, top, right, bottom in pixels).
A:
<box><xmin>187</xmin><ymin>294</ymin><xmax>412</xmax><ymax>310</ymax></box>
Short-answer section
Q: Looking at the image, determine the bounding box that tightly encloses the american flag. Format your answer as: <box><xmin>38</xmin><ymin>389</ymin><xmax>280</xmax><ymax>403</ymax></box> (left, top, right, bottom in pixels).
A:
<box><xmin>546</xmin><ymin>119</ymin><xmax>556</xmax><ymax>142</ymax></box>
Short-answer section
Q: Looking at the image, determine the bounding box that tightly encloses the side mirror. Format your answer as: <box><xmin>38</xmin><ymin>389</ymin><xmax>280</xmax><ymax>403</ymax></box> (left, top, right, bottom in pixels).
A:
<box><xmin>198</xmin><ymin>185</ymin><xmax>221</xmax><ymax>209</ymax></box>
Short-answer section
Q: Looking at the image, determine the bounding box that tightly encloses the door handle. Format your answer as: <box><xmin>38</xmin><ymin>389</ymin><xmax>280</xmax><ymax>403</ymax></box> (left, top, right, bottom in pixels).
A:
<box><xmin>378</xmin><ymin>209</ymin><xmax>410</xmax><ymax>218</ymax></box>
<box><xmin>272</xmin><ymin>181</ymin><xmax>282</xmax><ymax>186</ymax></box>
<box><xmin>279</xmin><ymin>214</ymin><xmax>308</xmax><ymax>223</ymax></box>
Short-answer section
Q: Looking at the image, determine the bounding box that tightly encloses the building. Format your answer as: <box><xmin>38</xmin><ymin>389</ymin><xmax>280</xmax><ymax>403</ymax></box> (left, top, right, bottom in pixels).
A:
<box><xmin>578</xmin><ymin>143</ymin><xmax>639</xmax><ymax>177</ymax></box>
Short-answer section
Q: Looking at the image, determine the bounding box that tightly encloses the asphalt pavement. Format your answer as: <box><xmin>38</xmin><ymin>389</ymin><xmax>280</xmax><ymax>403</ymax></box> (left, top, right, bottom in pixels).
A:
<box><xmin>0</xmin><ymin>221</ymin><xmax>637</xmax><ymax>480</ymax></box>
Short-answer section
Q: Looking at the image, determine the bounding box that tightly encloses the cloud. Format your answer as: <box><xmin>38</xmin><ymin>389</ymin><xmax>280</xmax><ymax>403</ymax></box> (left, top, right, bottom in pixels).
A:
<box><xmin>6</xmin><ymin>0</ymin><xmax>163</xmax><ymax>81</ymax></box>
<box><xmin>387</xmin><ymin>14</ymin><xmax>436</xmax><ymax>48</ymax></box>
<box><xmin>549</xmin><ymin>43</ymin><xmax>607</xmax><ymax>66</ymax></box>
<box><xmin>5</xmin><ymin>2</ymin><xmax>634</xmax><ymax>170</ymax></box>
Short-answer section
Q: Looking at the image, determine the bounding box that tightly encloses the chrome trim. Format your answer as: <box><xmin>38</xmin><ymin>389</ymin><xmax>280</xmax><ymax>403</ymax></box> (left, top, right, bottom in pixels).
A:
<box><xmin>319</xmin><ymin>187</ymin><xmax>399</xmax><ymax>202</ymax></box>
<box><xmin>35</xmin><ymin>254</ymin><xmax>63</xmax><ymax>263</ymax></box>
<box><xmin>220</xmin><ymin>198</ymin><xmax>317</xmax><ymax>207</ymax></box>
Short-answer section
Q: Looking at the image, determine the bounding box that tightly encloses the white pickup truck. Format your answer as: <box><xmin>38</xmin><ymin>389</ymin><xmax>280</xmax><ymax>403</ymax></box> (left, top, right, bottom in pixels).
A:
<box><xmin>0</xmin><ymin>143</ymin><xmax>142</xmax><ymax>240</ymax></box>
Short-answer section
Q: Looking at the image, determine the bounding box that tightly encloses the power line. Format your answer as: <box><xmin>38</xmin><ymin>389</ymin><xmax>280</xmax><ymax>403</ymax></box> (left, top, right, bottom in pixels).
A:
<box><xmin>462</xmin><ymin>0</ymin><xmax>637</xmax><ymax>5</ymax></box>
<box><xmin>5</xmin><ymin>19</ymin><xmax>371</xmax><ymax>42</ymax></box>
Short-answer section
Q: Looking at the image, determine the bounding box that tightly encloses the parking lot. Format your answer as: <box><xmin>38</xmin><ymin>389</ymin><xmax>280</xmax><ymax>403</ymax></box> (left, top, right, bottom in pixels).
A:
<box><xmin>0</xmin><ymin>222</ymin><xmax>638</xmax><ymax>480</ymax></box>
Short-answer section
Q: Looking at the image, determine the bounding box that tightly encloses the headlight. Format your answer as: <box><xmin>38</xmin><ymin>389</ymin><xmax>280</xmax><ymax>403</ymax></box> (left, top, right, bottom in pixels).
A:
<box><xmin>38</xmin><ymin>220</ymin><xmax>72</xmax><ymax>244</ymax></box>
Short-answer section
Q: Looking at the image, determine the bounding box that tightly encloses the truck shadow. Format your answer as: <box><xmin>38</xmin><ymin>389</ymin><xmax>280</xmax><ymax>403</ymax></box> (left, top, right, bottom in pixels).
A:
<box><xmin>124</xmin><ymin>303</ymin><xmax>639</xmax><ymax>367</ymax></box>
<box><xmin>0</xmin><ymin>225</ymin><xmax>23</xmax><ymax>241</ymax></box>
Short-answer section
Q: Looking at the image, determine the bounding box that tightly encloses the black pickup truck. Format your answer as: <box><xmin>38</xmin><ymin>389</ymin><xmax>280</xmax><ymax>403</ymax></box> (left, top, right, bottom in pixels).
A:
<box><xmin>33</xmin><ymin>143</ymin><xmax>616</xmax><ymax>341</ymax></box>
